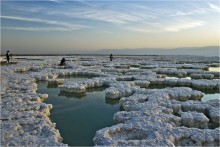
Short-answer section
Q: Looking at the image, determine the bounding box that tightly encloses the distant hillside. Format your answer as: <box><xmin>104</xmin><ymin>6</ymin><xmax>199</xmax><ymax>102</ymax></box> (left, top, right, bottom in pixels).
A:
<box><xmin>92</xmin><ymin>46</ymin><xmax>219</xmax><ymax>57</ymax></box>
<box><xmin>1</xmin><ymin>46</ymin><xmax>219</xmax><ymax>57</ymax></box>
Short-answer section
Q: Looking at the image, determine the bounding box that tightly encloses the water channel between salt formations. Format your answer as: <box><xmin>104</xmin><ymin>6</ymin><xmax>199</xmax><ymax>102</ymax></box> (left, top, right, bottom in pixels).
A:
<box><xmin>37</xmin><ymin>76</ymin><xmax>120</xmax><ymax>146</ymax></box>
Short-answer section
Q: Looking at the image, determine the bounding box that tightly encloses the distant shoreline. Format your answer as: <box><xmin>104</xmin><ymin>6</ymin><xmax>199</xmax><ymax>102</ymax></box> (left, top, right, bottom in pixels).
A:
<box><xmin>0</xmin><ymin>54</ymin><xmax>159</xmax><ymax>56</ymax></box>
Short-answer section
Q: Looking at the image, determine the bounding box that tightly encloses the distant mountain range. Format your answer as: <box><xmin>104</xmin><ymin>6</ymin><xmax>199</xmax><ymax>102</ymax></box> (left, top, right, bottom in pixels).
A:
<box><xmin>2</xmin><ymin>46</ymin><xmax>219</xmax><ymax>57</ymax></box>
<box><xmin>89</xmin><ymin>46</ymin><xmax>219</xmax><ymax>57</ymax></box>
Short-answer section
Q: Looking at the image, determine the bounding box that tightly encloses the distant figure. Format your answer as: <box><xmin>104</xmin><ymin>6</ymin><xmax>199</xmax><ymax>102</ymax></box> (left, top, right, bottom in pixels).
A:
<box><xmin>6</xmin><ymin>51</ymin><xmax>10</xmax><ymax>62</ymax></box>
<box><xmin>110</xmin><ymin>54</ymin><xmax>113</xmax><ymax>61</ymax></box>
<box><xmin>60</xmin><ymin>58</ymin><xmax>66</xmax><ymax>66</ymax></box>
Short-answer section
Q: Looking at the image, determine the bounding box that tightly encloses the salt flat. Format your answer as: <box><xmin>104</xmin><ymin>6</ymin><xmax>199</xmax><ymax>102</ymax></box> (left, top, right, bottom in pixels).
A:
<box><xmin>1</xmin><ymin>55</ymin><xmax>220</xmax><ymax>146</ymax></box>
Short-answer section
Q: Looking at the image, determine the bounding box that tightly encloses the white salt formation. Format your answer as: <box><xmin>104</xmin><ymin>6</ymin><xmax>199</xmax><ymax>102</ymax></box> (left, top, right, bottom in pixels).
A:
<box><xmin>1</xmin><ymin>73</ymin><xmax>67</xmax><ymax>146</ymax></box>
<box><xmin>94</xmin><ymin>88</ymin><xmax>220</xmax><ymax>146</ymax></box>
<box><xmin>1</xmin><ymin>55</ymin><xmax>219</xmax><ymax>146</ymax></box>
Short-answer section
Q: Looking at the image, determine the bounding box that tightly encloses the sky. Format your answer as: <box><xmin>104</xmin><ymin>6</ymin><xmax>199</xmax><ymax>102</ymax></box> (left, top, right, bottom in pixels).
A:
<box><xmin>1</xmin><ymin>0</ymin><xmax>220</xmax><ymax>54</ymax></box>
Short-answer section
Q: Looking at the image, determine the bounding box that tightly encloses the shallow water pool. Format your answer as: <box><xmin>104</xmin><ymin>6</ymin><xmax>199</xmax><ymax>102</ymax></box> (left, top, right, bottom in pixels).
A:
<box><xmin>37</xmin><ymin>79</ymin><xmax>120</xmax><ymax>146</ymax></box>
<box><xmin>201</xmin><ymin>93</ymin><xmax>220</xmax><ymax>102</ymax></box>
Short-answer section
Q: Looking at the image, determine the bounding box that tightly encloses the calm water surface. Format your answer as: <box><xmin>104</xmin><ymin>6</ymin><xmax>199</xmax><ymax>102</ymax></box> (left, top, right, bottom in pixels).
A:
<box><xmin>37</xmin><ymin>77</ymin><xmax>119</xmax><ymax>146</ymax></box>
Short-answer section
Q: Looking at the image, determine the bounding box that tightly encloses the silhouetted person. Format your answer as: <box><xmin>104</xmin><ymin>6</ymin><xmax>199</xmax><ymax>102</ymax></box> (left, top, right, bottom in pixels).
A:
<box><xmin>60</xmin><ymin>58</ymin><xmax>66</xmax><ymax>66</ymax></box>
<box><xmin>6</xmin><ymin>51</ymin><xmax>10</xmax><ymax>62</ymax></box>
<box><xmin>110</xmin><ymin>54</ymin><xmax>113</xmax><ymax>61</ymax></box>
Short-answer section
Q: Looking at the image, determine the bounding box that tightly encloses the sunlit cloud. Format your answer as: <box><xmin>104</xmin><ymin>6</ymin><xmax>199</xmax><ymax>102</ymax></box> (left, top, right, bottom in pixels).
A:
<box><xmin>125</xmin><ymin>26</ymin><xmax>160</xmax><ymax>33</ymax></box>
<box><xmin>209</xmin><ymin>3</ymin><xmax>220</xmax><ymax>13</ymax></box>
<box><xmin>125</xmin><ymin>19</ymin><xmax>205</xmax><ymax>33</ymax></box>
<box><xmin>165</xmin><ymin>20</ymin><xmax>205</xmax><ymax>32</ymax></box>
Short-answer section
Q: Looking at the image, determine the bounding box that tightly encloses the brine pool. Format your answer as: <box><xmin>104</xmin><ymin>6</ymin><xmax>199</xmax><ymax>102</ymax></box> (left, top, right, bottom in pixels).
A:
<box><xmin>37</xmin><ymin>77</ymin><xmax>120</xmax><ymax>146</ymax></box>
<box><xmin>37</xmin><ymin>76</ymin><xmax>219</xmax><ymax>146</ymax></box>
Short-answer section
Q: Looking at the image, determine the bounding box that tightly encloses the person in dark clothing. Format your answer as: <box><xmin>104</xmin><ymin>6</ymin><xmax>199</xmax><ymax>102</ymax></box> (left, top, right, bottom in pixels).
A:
<box><xmin>110</xmin><ymin>54</ymin><xmax>113</xmax><ymax>61</ymax></box>
<box><xmin>6</xmin><ymin>51</ymin><xmax>10</xmax><ymax>62</ymax></box>
<box><xmin>60</xmin><ymin>58</ymin><xmax>66</xmax><ymax>66</ymax></box>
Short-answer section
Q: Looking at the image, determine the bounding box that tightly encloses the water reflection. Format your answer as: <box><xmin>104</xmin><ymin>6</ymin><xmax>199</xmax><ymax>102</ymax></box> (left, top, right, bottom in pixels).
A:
<box><xmin>37</xmin><ymin>80</ymin><xmax>119</xmax><ymax>146</ymax></box>
<box><xmin>105</xmin><ymin>98</ymin><xmax>119</xmax><ymax>105</ymax></box>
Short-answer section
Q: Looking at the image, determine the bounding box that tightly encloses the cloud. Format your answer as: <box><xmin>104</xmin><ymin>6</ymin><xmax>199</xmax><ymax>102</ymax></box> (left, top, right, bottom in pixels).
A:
<box><xmin>126</xmin><ymin>26</ymin><xmax>159</xmax><ymax>33</ymax></box>
<box><xmin>1</xmin><ymin>15</ymin><xmax>90</xmax><ymax>31</ymax></box>
<box><xmin>48</xmin><ymin>0</ymin><xmax>64</xmax><ymax>3</ymax></box>
<box><xmin>76</xmin><ymin>0</ymin><xmax>93</xmax><ymax>7</ymax></box>
<box><xmin>125</xmin><ymin>19</ymin><xmax>205</xmax><ymax>33</ymax></box>
<box><xmin>46</xmin><ymin>9</ymin><xmax>143</xmax><ymax>25</ymax></box>
<box><xmin>209</xmin><ymin>3</ymin><xmax>220</xmax><ymax>13</ymax></box>
<box><xmin>1</xmin><ymin>26</ymin><xmax>72</xmax><ymax>31</ymax></box>
<box><xmin>102</xmin><ymin>31</ymin><xmax>114</xmax><ymax>34</ymax></box>
<box><xmin>165</xmin><ymin>20</ymin><xmax>205</xmax><ymax>32</ymax></box>
<box><xmin>0</xmin><ymin>1</ymin><xmax>215</xmax><ymax>33</ymax></box>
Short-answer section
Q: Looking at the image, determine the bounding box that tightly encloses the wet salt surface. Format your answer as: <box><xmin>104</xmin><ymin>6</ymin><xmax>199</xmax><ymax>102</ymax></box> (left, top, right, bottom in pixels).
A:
<box><xmin>37</xmin><ymin>78</ymin><xmax>119</xmax><ymax>146</ymax></box>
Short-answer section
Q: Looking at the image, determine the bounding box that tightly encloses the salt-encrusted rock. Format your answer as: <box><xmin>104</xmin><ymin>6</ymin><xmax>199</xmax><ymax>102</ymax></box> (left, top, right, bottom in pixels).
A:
<box><xmin>29</xmin><ymin>66</ymin><xmax>42</xmax><ymax>71</ymax></box>
<box><xmin>191</xmin><ymin>73</ymin><xmax>214</xmax><ymax>80</ymax></box>
<box><xmin>192</xmin><ymin>80</ymin><xmax>219</xmax><ymax>90</ymax></box>
<box><xmin>134</xmin><ymin>80</ymin><xmax>150</xmax><ymax>88</ymax></box>
<box><xmin>116</xmin><ymin>75</ymin><xmax>134</xmax><ymax>81</ymax></box>
<box><xmin>105</xmin><ymin>87</ymin><xmax>134</xmax><ymax>99</ymax></box>
<box><xmin>153</xmin><ymin>68</ymin><xmax>187</xmax><ymax>77</ymax></box>
<box><xmin>173</xmin><ymin>127</ymin><xmax>220</xmax><ymax>146</ymax></box>
<box><xmin>48</xmin><ymin>79</ymin><xmax>64</xmax><ymax>85</ymax></box>
<box><xmin>181</xmin><ymin>100</ymin><xmax>208</xmax><ymax>113</ymax></box>
<box><xmin>209</xmin><ymin>108</ymin><xmax>220</xmax><ymax>124</ymax></box>
<box><xmin>181</xmin><ymin>112</ymin><xmax>209</xmax><ymax>129</ymax></box>
<box><xmin>59</xmin><ymin>83</ymin><xmax>86</xmax><ymax>93</ymax></box>
<box><xmin>30</xmin><ymin>73</ymin><xmax>49</xmax><ymax>81</ymax></box>
<box><xmin>149</xmin><ymin>78</ymin><xmax>220</xmax><ymax>90</ymax></box>
<box><xmin>1</xmin><ymin>71</ymin><xmax>67</xmax><ymax>146</ymax></box>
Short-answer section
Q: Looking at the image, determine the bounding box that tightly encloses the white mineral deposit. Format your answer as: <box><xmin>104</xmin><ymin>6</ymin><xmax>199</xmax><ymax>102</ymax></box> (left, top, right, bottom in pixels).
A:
<box><xmin>1</xmin><ymin>55</ymin><xmax>220</xmax><ymax>146</ymax></box>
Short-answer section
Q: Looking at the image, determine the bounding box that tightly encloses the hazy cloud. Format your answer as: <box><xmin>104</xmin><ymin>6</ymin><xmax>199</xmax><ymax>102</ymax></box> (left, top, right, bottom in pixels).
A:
<box><xmin>209</xmin><ymin>3</ymin><xmax>220</xmax><ymax>13</ymax></box>
<box><xmin>1</xmin><ymin>15</ymin><xmax>90</xmax><ymax>31</ymax></box>
<box><xmin>2</xmin><ymin>26</ymin><xmax>74</xmax><ymax>31</ymax></box>
<box><xmin>165</xmin><ymin>20</ymin><xmax>205</xmax><ymax>32</ymax></box>
<box><xmin>102</xmin><ymin>31</ymin><xmax>114</xmax><ymax>34</ymax></box>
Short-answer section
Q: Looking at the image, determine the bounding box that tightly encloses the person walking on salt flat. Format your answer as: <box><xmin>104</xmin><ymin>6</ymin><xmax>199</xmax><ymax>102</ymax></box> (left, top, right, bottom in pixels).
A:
<box><xmin>110</xmin><ymin>54</ymin><xmax>113</xmax><ymax>61</ymax></box>
<box><xmin>6</xmin><ymin>51</ymin><xmax>10</xmax><ymax>62</ymax></box>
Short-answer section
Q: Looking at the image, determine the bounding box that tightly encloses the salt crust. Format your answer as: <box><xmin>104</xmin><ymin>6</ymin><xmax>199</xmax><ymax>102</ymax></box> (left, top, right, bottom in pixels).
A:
<box><xmin>1</xmin><ymin>55</ymin><xmax>219</xmax><ymax>146</ymax></box>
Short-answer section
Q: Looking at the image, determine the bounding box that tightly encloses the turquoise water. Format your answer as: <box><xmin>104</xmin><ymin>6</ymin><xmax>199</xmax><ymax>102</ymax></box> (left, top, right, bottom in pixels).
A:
<box><xmin>37</xmin><ymin>78</ymin><xmax>120</xmax><ymax>146</ymax></box>
<box><xmin>201</xmin><ymin>93</ymin><xmax>220</xmax><ymax>102</ymax></box>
